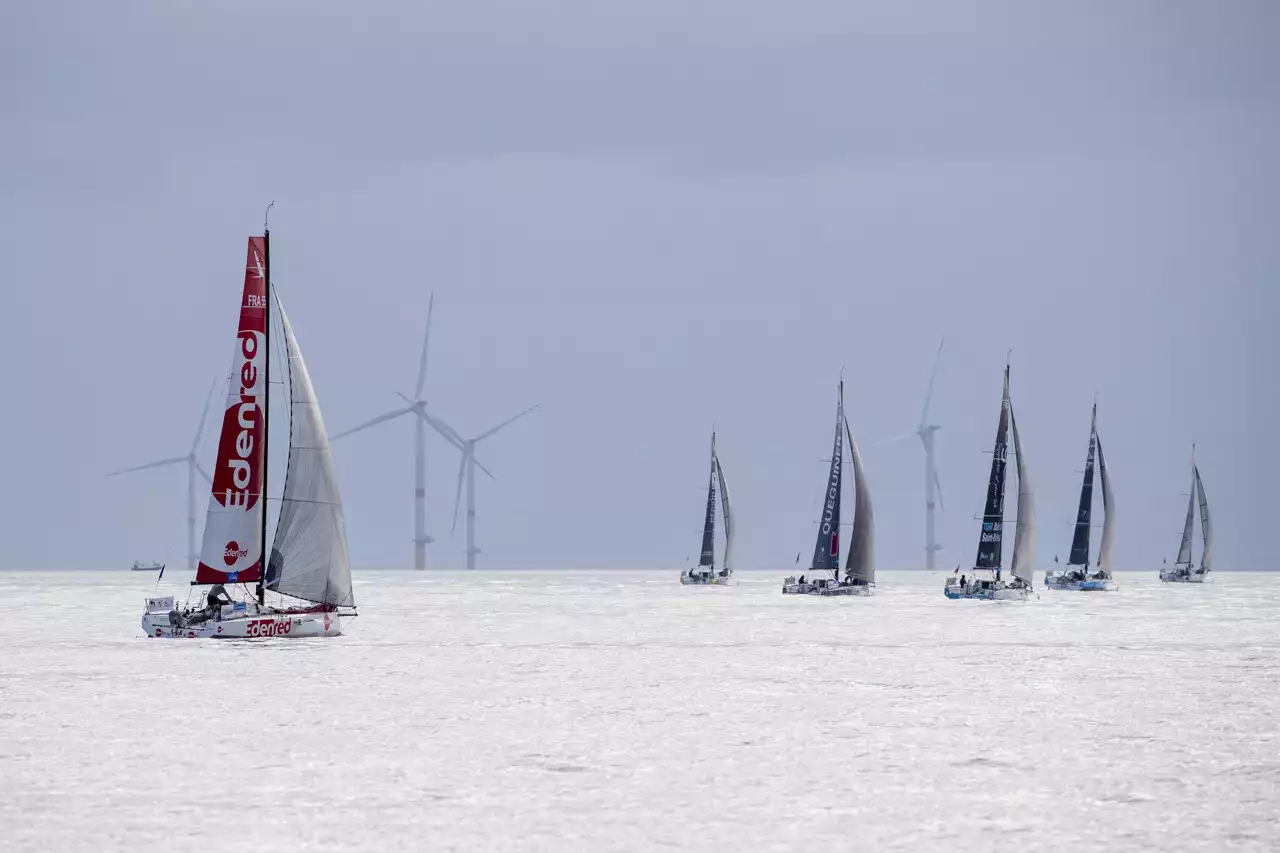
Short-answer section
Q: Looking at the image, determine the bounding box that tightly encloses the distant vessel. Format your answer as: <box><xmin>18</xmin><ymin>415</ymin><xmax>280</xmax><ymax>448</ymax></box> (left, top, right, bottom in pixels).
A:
<box><xmin>944</xmin><ymin>362</ymin><xmax>1034</xmax><ymax>600</ymax></box>
<box><xmin>681</xmin><ymin>431</ymin><xmax>737</xmax><ymax>586</ymax></box>
<box><xmin>1045</xmin><ymin>402</ymin><xmax>1117</xmax><ymax>591</ymax></box>
<box><xmin>782</xmin><ymin>379</ymin><xmax>875</xmax><ymax>597</ymax></box>
<box><xmin>130</xmin><ymin>560</ymin><xmax>164</xmax><ymax>572</ymax></box>
<box><xmin>141</xmin><ymin>221</ymin><xmax>356</xmax><ymax>638</ymax></box>
<box><xmin>1160</xmin><ymin>446</ymin><xmax>1212</xmax><ymax>584</ymax></box>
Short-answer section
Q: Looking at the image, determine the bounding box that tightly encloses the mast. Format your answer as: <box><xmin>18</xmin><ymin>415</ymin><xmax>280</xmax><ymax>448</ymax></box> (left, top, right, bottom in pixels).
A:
<box><xmin>258</xmin><ymin>209</ymin><xmax>272</xmax><ymax>605</ymax></box>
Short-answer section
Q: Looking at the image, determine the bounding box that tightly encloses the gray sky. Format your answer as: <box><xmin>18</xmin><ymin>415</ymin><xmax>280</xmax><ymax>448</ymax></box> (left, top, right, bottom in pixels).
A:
<box><xmin>3</xmin><ymin>1</ymin><xmax>1276</xmax><ymax>570</ymax></box>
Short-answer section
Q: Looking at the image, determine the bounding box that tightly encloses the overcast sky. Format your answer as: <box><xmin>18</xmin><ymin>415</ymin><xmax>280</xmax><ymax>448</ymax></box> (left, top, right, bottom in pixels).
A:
<box><xmin>3</xmin><ymin>1</ymin><xmax>1276</xmax><ymax>571</ymax></box>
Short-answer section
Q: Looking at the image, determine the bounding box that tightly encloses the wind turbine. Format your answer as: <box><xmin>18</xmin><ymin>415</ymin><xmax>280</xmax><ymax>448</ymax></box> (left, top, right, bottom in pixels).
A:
<box><xmin>876</xmin><ymin>340</ymin><xmax>945</xmax><ymax>571</ymax></box>
<box><xmin>444</xmin><ymin>405</ymin><xmax>540</xmax><ymax>571</ymax></box>
<box><xmin>330</xmin><ymin>294</ymin><xmax>485</xmax><ymax>570</ymax></box>
<box><xmin>109</xmin><ymin>377</ymin><xmax>218</xmax><ymax>570</ymax></box>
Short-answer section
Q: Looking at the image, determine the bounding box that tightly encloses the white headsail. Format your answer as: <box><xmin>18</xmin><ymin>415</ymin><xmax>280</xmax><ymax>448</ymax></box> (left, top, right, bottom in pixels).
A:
<box><xmin>1008</xmin><ymin>405</ymin><xmax>1036</xmax><ymax>587</ymax></box>
<box><xmin>265</xmin><ymin>298</ymin><xmax>354</xmax><ymax>607</ymax></box>
<box><xmin>844</xmin><ymin>415</ymin><xmax>874</xmax><ymax>584</ymax></box>
<box><xmin>1176</xmin><ymin>465</ymin><xmax>1196</xmax><ymax>566</ymax></box>
<box><xmin>1096</xmin><ymin>437</ymin><xmax>1115</xmax><ymax>572</ymax></box>
<box><xmin>714</xmin><ymin>449</ymin><xmax>735</xmax><ymax>572</ymax></box>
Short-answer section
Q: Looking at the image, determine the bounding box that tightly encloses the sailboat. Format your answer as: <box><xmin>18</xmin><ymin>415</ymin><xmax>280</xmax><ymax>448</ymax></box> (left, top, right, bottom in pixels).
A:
<box><xmin>944</xmin><ymin>362</ymin><xmax>1035</xmax><ymax>600</ymax></box>
<box><xmin>141</xmin><ymin>222</ymin><xmax>356</xmax><ymax>638</ymax></box>
<box><xmin>1160</xmin><ymin>446</ymin><xmax>1212</xmax><ymax>583</ymax></box>
<box><xmin>782</xmin><ymin>379</ymin><xmax>875</xmax><ymax>596</ymax></box>
<box><xmin>130</xmin><ymin>560</ymin><xmax>164</xmax><ymax>572</ymax></box>
<box><xmin>1045</xmin><ymin>402</ymin><xmax>1117</xmax><ymax>591</ymax></box>
<box><xmin>681</xmin><ymin>431</ymin><xmax>737</xmax><ymax>585</ymax></box>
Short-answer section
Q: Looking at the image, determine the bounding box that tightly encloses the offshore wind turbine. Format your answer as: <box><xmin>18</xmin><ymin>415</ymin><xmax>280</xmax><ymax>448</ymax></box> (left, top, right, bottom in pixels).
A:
<box><xmin>330</xmin><ymin>294</ymin><xmax>487</xmax><ymax>570</ymax></box>
<box><xmin>877</xmin><ymin>340</ymin><xmax>945</xmax><ymax>571</ymax></box>
<box><xmin>108</xmin><ymin>377</ymin><xmax>218</xmax><ymax>570</ymax></box>
<box><xmin>442</xmin><ymin>405</ymin><xmax>540</xmax><ymax>571</ymax></box>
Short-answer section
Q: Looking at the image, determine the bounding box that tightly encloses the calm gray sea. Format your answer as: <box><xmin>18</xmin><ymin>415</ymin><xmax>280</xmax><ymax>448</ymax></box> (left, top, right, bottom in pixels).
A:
<box><xmin>1</xmin><ymin>570</ymin><xmax>1277</xmax><ymax>852</ymax></box>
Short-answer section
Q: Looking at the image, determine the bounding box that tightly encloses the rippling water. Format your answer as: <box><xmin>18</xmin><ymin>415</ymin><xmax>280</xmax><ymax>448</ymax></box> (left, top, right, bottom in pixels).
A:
<box><xmin>1</xmin><ymin>570</ymin><xmax>1277</xmax><ymax>851</ymax></box>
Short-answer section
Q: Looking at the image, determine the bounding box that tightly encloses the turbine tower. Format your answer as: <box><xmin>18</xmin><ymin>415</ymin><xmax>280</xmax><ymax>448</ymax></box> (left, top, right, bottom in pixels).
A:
<box><xmin>331</xmin><ymin>293</ymin><xmax>483</xmax><ymax>570</ymax></box>
<box><xmin>443</xmin><ymin>405</ymin><xmax>539</xmax><ymax>570</ymax></box>
<box><xmin>109</xmin><ymin>378</ymin><xmax>218</xmax><ymax>570</ymax></box>
<box><xmin>917</xmin><ymin>341</ymin><xmax>945</xmax><ymax>572</ymax></box>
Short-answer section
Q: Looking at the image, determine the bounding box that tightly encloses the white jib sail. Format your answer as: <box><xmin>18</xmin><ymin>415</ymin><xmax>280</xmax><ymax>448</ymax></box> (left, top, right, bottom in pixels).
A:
<box><xmin>715</xmin><ymin>450</ymin><xmax>734</xmax><ymax>572</ymax></box>
<box><xmin>1009</xmin><ymin>405</ymin><xmax>1036</xmax><ymax>587</ymax></box>
<box><xmin>265</xmin><ymin>299</ymin><xmax>355</xmax><ymax>607</ymax></box>
<box><xmin>1195</xmin><ymin>466</ymin><xmax>1212</xmax><ymax>571</ymax></box>
<box><xmin>1096</xmin><ymin>438</ymin><xmax>1116</xmax><ymax>572</ymax></box>
<box><xmin>844</xmin><ymin>415</ymin><xmax>874</xmax><ymax>584</ymax></box>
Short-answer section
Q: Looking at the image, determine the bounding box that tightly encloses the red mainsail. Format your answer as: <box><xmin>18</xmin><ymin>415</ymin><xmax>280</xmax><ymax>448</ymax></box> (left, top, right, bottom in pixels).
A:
<box><xmin>195</xmin><ymin>237</ymin><xmax>268</xmax><ymax>585</ymax></box>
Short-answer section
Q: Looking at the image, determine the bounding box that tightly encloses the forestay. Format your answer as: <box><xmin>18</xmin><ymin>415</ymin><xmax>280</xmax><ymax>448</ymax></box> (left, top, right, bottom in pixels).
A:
<box><xmin>265</xmin><ymin>299</ymin><xmax>355</xmax><ymax>608</ymax></box>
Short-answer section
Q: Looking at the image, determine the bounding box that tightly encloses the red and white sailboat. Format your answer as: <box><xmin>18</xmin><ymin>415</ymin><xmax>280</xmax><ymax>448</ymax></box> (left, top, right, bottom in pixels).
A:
<box><xmin>142</xmin><ymin>222</ymin><xmax>356</xmax><ymax>638</ymax></box>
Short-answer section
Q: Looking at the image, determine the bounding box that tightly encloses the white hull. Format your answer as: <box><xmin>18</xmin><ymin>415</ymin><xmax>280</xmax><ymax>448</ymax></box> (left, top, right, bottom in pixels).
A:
<box><xmin>680</xmin><ymin>571</ymin><xmax>737</xmax><ymax>586</ymax></box>
<box><xmin>944</xmin><ymin>578</ymin><xmax>1033</xmax><ymax>600</ymax></box>
<box><xmin>141</xmin><ymin>607</ymin><xmax>345</xmax><ymax>639</ymax></box>
<box><xmin>781</xmin><ymin>577</ymin><xmax>873</xmax><ymax>596</ymax></box>
<box><xmin>1160</xmin><ymin>569</ymin><xmax>1210</xmax><ymax>584</ymax></box>
<box><xmin>1045</xmin><ymin>572</ymin><xmax>1118</xmax><ymax>592</ymax></box>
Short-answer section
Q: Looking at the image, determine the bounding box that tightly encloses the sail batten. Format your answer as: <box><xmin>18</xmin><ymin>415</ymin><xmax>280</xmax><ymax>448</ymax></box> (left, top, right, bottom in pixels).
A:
<box><xmin>195</xmin><ymin>237</ymin><xmax>269</xmax><ymax>586</ymax></box>
<box><xmin>810</xmin><ymin>382</ymin><xmax>844</xmax><ymax>574</ymax></box>
<box><xmin>264</xmin><ymin>298</ymin><xmax>354</xmax><ymax>608</ymax></box>
<box><xmin>844</xmin><ymin>415</ymin><xmax>874</xmax><ymax>584</ymax></box>
<box><xmin>1096</xmin><ymin>436</ymin><xmax>1115</xmax><ymax>572</ymax></box>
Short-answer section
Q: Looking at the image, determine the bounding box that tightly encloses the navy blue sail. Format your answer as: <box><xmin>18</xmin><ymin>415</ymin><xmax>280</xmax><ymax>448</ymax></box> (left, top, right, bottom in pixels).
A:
<box><xmin>698</xmin><ymin>433</ymin><xmax>718</xmax><ymax>567</ymax></box>
<box><xmin>810</xmin><ymin>381</ymin><xmax>844</xmax><ymax>576</ymax></box>
<box><xmin>1067</xmin><ymin>403</ymin><xmax>1098</xmax><ymax>567</ymax></box>
<box><xmin>974</xmin><ymin>366</ymin><xmax>1010</xmax><ymax>572</ymax></box>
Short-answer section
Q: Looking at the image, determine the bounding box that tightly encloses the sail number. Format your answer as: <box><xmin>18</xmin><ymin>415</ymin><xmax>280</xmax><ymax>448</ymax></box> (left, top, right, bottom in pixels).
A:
<box><xmin>245</xmin><ymin>618</ymin><xmax>293</xmax><ymax>637</ymax></box>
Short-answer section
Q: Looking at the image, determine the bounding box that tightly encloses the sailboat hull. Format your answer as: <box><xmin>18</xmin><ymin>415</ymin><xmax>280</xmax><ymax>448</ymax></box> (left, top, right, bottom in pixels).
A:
<box><xmin>943</xmin><ymin>580</ymin><xmax>1033</xmax><ymax>600</ymax></box>
<box><xmin>680</xmin><ymin>572</ymin><xmax>737</xmax><ymax>586</ymax></box>
<box><xmin>781</xmin><ymin>578</ymin><xmax>873</xmax><ymax>596</ymax></box>
<box><xmin>141</xmin><ymin>610</ymin><xmax>345</xmax><ymax>639</ymax></box>
<box><xmin>1160</xmin><ymin>569</ymin><xmax>1210</xmax><ymax>583</ymax></box>
<box><xmin>1045</xmin><ymin>573</ymin><xmax>1118</xmax><ymax>591</ymax></box>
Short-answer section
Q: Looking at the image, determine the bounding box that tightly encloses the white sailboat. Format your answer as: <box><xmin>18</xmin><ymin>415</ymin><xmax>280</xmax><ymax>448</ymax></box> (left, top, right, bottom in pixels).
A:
<box><xmin>1045</xmin><ymin>402</ymin><xmax>1118</xmax><ymax>591</ymax></box>
<box><xmin>141</xmin><ymin>223</ymin><xmax>356</xmax><ymax>638</ymax></box>
<box><xmin>944</xmin><ymin>362</ymin><xmax>1035</xmax><ymax>600</ymax></box>
<box><xmin>681</xmin><ymin>431</ymin><xmax>737</xmax><ymax>585</ymax></box>
<box><xmin>1160</xmin><ymin>446</ymin><xmax>1212</xmax><ymax>583</ymax></box>
<box><xmin>782</xmin><ymin>378</ymin><xmax>875</xmax><ymax>596</ymax></box>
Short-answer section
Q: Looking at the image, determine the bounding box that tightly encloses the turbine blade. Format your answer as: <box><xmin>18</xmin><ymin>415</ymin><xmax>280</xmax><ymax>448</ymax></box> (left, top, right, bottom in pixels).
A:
<box><xmin>870</xmin><ymin>430</ymin><xmax>916</xmax><ymax>448</ymax></box>
<box><xmin>415</xmin><ymin>292</ymin><xmax>434</xmax><ymax>399</ymax></box>
<box><xmin>195</xmin><ymin>462</ymin><xmax>214</xmax><ymax>485</ymax></box>
<box><xmin>475</xmin><ymin>403</ymin><xmax>540</xmax><ymax>443</ymax></box>
<box><xmin>190</xmin><ymin>376</ymin><xmax>220</xmax><ymax>455</ymax></box>
<box><xmin>919</xmin><ymin>339</ymin><xmax>945</xmax><ymax>429</ymax></box>
<box><xmin>473</xmin><ymin>457</ymin><xmax>496</xmax><ymax>481</ymax></box>
<box><xmin>421</xmin><ymin>412</ymin><xmax>466</xmax><ymax>450</ymax></box>
<box><xmin>108</xmin><ymin>455</ymin><xmax>188</xmax><ymax>476</ymax></box>
<box><xmin>934</xmin><ymin>469</ymin><xmax>945</xmax><ymax>512</ymax></box>
<box><xmin>450</xmin><ymin>452</ymin><xmax>467</xmax><ymax>534</ymax></box>
<box><xmin>330</xmin><ymin>407</ymin><xmax>413</xmax><ymax>440</ymax></box>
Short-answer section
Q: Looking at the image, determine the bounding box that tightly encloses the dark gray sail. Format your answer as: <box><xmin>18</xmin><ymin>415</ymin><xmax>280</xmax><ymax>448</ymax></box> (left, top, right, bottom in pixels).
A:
<box><xmin>1195</xmin><ymin>465</ymin><xmax>1212</xmax><ymax>571</ymax></box>
<box><xmin>1175</xmin><ymin>447</ymin><xmax>1196</xmax><ymax>566</ymax></box>
<box><xmin>843</xmin><ymin>414</ymin><xmax>874</xmax><ymax>584</ymax></box>
<box><xmin>974</xmin><ymin>365</ymin><xmax>1010</xmax><ymax>572</ymax></box>
<box><xmin>810</xmin><ymin>381</ymin><xmax>844</xmax><ymax>576</ymax></box>
<box><xmin>698</xmin><ymin>433</ymin><xmax>717</xmax><ymax>567</ymax></box>
<box><xmin>1068</xmin><ymin>404</ymin><xmax>1098</xmax><ymax>567</ymax></box>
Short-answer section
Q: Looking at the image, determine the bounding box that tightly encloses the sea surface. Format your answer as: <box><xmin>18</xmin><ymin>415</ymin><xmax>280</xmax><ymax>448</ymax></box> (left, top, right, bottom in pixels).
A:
<box><xmin>1</xmin><ymin>570</ymin><xmax>1277</xmax><ymax>852</ymax></box>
